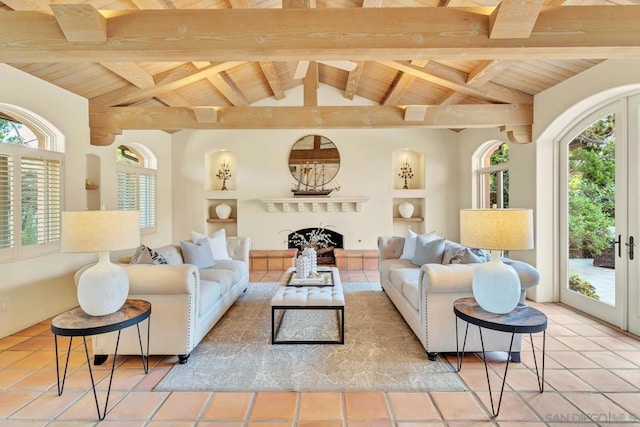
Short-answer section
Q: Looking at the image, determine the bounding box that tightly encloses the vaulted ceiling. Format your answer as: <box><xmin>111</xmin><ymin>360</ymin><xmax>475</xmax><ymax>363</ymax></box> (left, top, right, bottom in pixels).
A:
<box><xmin>0</xmin><ymin>0</ymin><xmax>638</xmax><ymax>145</ymax></box>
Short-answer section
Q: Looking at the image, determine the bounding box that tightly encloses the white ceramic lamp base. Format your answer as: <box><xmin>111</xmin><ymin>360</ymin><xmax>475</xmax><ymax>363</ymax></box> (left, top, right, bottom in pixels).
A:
<box><xmin>77</xmin><ymin>252</ymin><xmax>129</xmax><ymax>316</ymax></box>
<box><xmin>471</xmin><ymin>250</ymin><xmax>521</xmax><ymax>314</ymax></box>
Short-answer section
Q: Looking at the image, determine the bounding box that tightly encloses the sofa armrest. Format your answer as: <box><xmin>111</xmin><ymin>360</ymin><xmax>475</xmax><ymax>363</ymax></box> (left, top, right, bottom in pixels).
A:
<box><xmin>227</xmin><ymin>236</ymin><xmax>251</xmax><ymax>263</ymax></box>
<box><xmin>504</xmin><ymin>258</ymin><xmax>540</xmax><ymax>291</ymax></box>
<box><xmin>120</xmin><ymin>263</ymin><xmax>199</xmax><ymax>295</ymax></box>
<box><xmin>377</xmin><ymin>236</ymin><xmax>404</xmax><ymax>260</ymax></box>
<box><xmin>420</xmin><ymin>263</ymin><xmax>476</xmax><ymax>293</ymax></box>
<box><xmin>421</xmin><ymin>260</ymin><xmax>540</xmax><ymax>293</ymax></box>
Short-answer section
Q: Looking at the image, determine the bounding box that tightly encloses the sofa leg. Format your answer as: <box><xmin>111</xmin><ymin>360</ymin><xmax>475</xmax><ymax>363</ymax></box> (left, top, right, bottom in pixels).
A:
<box><xmin>178</xmin><ymin>354</ymin><xmax>190</xmax><ymax>364</ymax></box>
<box><xmin>510</xmin><ymin>352</ymin><xmax>521</xmax><ymax>363</ymax></box>
<box><xmin>93</xmin><ymin>355</ymin><xmax>108</xmax><ymax>365</ymax></box>
<box><xmin>427</xmin><ymin>352</ymin><xmax>438</xmax><ymax>361</ymax></box>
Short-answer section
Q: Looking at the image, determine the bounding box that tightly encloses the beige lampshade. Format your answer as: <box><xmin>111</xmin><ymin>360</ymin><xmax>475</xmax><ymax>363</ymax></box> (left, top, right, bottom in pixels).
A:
<box><xmin>62</xmin><ymin>210</ymin><xmax>140</xmax><ymax>253</ymax></box>
<box><xmin>460</xmin><ymin>208</ymin><xmax>534</xmax><ymax>251</ymax></box>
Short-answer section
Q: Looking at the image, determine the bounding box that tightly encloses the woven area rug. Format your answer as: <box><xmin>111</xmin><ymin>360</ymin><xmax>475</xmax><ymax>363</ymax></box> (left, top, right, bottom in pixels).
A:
<box><xmin>154</xmin><ymin>282</ymin><xmax>465</xmax><ymax>392</ymax></box>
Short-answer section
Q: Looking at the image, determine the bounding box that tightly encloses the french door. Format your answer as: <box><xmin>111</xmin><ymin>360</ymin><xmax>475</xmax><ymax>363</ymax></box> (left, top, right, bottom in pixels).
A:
<box><xmin>560</xmin><ymin>96</ymin><xmax>640</xmax><ymax>335</ymax></box>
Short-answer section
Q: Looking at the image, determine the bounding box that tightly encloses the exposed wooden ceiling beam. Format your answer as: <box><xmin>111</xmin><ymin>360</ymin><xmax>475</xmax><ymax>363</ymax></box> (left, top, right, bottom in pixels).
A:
<box><xmin>303</xmin><ymin>61</ymin><xmax>319</xmax><ymax>107</ymax></box>
<box><xmin>2</xmin><ymin>7</ymin><xmax>640</xmax><ymax>61</ymax></box>
<box><xmin>206</xmin><ymin>72</ymin><xmax>248</xmax><ymax>106</ymax></box>
<box><xmin>0</xmin><ymin>1</ymin><xmax>50</xmax><ymax>12</ymax></box>
<box><xmin>90</xmin><ymin>61</ymin><xmax>245</xmax><ymax>106</ymax></box>
<box><xmin>466</xmin><ymin>60</ymin><xmax>512</xmax><ymax>86</ymax></box>
<box><xmin>404</xmin><ymin>105</ymin><xmax>428</xmax><ymax>122</ymax></box>
<box><xmin>378</xmin><ymin>60</ymin><xmax>532</xmax><ymax>104</ymax></box>
<box><xmin>438</xmin><ymin>91</ymin><xmax>467</xmax><ymax>105</ymax></box>
<box><xmin>258</xmin><ymin>61</ymin><xmax>285</xmax><ymax>100</ymax></box>
<box><xmin>489</xmin><ymin>0</ymin><xmax>544</xmax><ymax>39</ymax></box>
<box><xmin>193</xmin><ymin>106</ymin><xmax>218</xmax><ymax>123</ymax></box>
<box><xmin>282</xmin><ymin>0</ymin><xmax>317</xmax><ymax>7</ymax></box>
<box><xmin>50</xmin><ymin>4</ymin><xmax>106</xmax><ymax>43</ymax></box>
<box><xmin>132</xmin><ymin>0</ymin><xmax>175</xmax><ymax>8</ymax></box>
<box><xmin>344</xmin><ymin>61</ymin><xmax>365</xmax><ymax>101</ymax></box>
<box><xmin>101</xmin><ymin>62</ymin><xmax>155</xmax><ymax>89</ymax></box>
<box><xmin>89</xmin><ymin>104</ymin><xmax>532</xmax><ymax>143</ymax></box>
<box><xmin>383</xmin><ymin>74</ymin><xmax>416</xmax><ymax>106</ymax></box>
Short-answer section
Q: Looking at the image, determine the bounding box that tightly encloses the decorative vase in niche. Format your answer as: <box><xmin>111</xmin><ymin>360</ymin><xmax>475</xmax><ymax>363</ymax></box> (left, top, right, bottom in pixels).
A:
<box><xmin>295</xmin><ymin>255</ymin><xmax>311</xmax><ymax>278</ymax></box>
<box><xmin>215</xmin><ymin>202</ymin><xmax>232</xmax><ymax>220</ymax></box>
<box><xmin>302</xmin><ymin>247</ymin><xmax>318</xmax><ymax>274</ymax></box>
<box><xmin>398</xmin><ymin>202</ymin><xmax>415</xmax><ymax>219</ymax></box>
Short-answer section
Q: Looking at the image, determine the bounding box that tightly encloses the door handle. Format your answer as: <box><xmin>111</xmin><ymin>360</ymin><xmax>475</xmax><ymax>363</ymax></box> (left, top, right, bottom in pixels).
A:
<box><xmin>626</xmin><ymin>235</ymin><xmax>635</xmax><ymax>260</ymax></box>
<box><xmin>614</xmin><ymin>234</ymin><xmax>622</xmax><ymax>257</ymax></box>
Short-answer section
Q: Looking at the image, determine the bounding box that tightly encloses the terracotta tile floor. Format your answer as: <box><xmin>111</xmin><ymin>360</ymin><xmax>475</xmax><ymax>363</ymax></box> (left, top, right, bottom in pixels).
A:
<box><xmin>1</xmin><ymin>270</ymin><xmax>640</xmax><ymax>426</ymax></box>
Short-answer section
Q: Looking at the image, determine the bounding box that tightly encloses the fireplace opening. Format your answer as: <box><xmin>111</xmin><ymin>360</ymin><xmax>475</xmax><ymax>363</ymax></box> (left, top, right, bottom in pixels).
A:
<box><xmin>287</xmin><ymin>228</ymin><xmax>344</xmax><ymax>265</ymax></box>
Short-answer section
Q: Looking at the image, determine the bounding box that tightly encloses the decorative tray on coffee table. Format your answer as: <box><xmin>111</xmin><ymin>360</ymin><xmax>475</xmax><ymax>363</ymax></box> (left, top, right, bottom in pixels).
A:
<box><xmin>287</xmin><ymin>269</ymin><xmax>334</xmax><ymax>287</ymax></box>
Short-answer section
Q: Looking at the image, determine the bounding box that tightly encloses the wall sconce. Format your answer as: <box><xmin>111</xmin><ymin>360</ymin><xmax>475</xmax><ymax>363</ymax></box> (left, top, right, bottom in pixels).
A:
<box><xmin>216</xmin><ymin>158</ymin><xmax>232</xmax><ymax>191</ymax></box>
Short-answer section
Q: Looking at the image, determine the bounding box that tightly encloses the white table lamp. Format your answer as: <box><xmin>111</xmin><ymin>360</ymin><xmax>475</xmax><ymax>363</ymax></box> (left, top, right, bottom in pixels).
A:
<box><xmin>460</xmin><ymin>208</ymin><xmax>534</xmax><ymax>314</ymax></box>
<box><xmin>62</xmin><ymin>210</ymin><xmax>140</xmax><ymax>316</ymax></box>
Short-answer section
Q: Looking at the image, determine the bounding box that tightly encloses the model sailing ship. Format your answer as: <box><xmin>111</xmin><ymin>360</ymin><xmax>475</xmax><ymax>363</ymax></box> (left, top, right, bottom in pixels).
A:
<box><xmin>292</xmin><ymin>162</ymin><xmax>340</xmax><ymax>197</ymax></box>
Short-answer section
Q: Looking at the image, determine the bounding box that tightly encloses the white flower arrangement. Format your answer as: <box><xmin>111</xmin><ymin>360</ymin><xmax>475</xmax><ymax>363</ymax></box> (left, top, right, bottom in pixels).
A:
<box><xmin>282</xmin><ymin>223</ymin><xmax>336</xmax><ymax>250</ymax></box>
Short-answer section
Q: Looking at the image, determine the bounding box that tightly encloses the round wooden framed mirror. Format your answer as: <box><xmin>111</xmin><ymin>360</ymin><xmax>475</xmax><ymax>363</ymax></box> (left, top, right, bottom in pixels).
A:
<box><xmin>288</xmin><ymin>135</ymin><xmax>340</xmax><ymax>196</ymax></box>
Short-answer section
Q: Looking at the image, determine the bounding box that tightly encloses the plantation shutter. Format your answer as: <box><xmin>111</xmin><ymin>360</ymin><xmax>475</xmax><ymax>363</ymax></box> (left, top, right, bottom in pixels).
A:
<box><xmin>20</xmin><ymin>156</ymin><xmax>61</xmax><ymax>246</ymax></box>
<box><xmin>117</xmin><ymin>171</ymin><xmax>138</xmax><ymax>211</ymax></box>
<box><xmin>138</xmin><ymin>173</ymin><xmax>156</xmax><ymax>228</ymax></box>
<box><xmin>0</xmin><ymin>153</ymin><xmax>13</xmax><ymax>250</ymax></box>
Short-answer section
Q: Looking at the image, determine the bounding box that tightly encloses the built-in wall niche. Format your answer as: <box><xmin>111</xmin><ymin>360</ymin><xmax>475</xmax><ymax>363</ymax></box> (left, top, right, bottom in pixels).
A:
<box><xmin>392</xmin><ymin>196</ymin><xmax>425</xmax><ymax>236</ymax></box>
<box><xmin>393</xmin><ymin>149</ymin><xmax>424</xmax><ymax>190</ymax></box>
<box><xmin>205</xmin><ymin>150</ymin><xmax>237</xmax><ymax>192</ymax></box>
<box><xmin>205</xmin><ymin>196</ymin><xmax>238</xmax><ymax>237</ymax></box>
<box><xmin>85</xmin><ymin>154</ymin><xmax>100</xmax><ymax>210</ymax></box>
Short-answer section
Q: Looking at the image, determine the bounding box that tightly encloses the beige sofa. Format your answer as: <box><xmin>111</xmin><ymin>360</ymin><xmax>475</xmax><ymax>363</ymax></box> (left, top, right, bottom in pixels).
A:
<box><xmin>88</xmin><ymin>236</ymin><xmax>251</xmax><ymax>364</ymax></box>
<box><xmin>378</xmin><ymin>236</ymin><xmax>540</xmax><ymax>361</ymax></box>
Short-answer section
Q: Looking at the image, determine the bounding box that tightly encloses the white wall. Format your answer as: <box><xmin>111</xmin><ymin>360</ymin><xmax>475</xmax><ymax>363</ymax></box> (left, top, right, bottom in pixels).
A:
<box><xmin>0</xmin><ymin>66</ymin><xmax>173</xmax><ymax>338</ymax></box>
<box><xmin>170</xmin><ymin>85</ymin><xmax>463</xmax><ymax>249</ymax></box>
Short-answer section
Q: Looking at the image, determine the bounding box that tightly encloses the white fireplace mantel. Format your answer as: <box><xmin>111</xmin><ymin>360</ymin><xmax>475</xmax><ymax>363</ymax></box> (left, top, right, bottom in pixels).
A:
<box><xmin>259</xmin><ymin>197</ymin><xmax>369</xmax><ymax>213</ymax></box>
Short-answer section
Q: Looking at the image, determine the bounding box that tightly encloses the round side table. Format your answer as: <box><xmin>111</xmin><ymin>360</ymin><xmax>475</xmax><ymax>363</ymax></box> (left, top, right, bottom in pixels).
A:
<box><xmin>453</xmin><ymin>296</ymin><xmax>547</xmax><ymax>418</ymax></box>
<box><xmin>51</xmin><ymin>299</ymin><xmax>151</xmax><ymax>420</ymax></box>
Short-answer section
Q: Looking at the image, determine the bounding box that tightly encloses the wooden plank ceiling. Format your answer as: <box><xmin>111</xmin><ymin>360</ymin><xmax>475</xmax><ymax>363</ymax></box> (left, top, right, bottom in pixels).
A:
<box><xmin>0</xmin><ymin>0</ymin><xmax>636</xmax><ymax>145</ymax></box>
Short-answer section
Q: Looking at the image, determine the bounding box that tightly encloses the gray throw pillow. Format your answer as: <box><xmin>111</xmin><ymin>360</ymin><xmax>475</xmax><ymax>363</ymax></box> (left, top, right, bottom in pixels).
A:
<box><xmin>400</xmin><ymin>229</ymin><xmax>439</xmax><ymax>260</ymax></box>
<box><xmin>458</xmin><ymin>247</ymin><xmax>489</xmax><ymax>264</ymax></box>
<box><xmin>442</xmin><ymin>240</ymin><xmax>466</xmax><ymax>264</ymax></box>
<box><xmin>179</xmin><ymin>238</ymin><xmax>215</xmax><ymax>269</ymax></box>
<box><xmin>412</xmin><ymin>236</ymin><xmax>445</xmax><ymax>266</ymax></box>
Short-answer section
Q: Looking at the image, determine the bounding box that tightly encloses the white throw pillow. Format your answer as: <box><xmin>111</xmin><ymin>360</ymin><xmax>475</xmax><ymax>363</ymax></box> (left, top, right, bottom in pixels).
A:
<box><xmin>400</xmin><ymin>229</ymin><xmax>438</xmax><ymax>260</ymax></box>
<box><xmin>191</xmin><ymin>229</ymin><xmax>232</xmax><ymax>261</ymax></box>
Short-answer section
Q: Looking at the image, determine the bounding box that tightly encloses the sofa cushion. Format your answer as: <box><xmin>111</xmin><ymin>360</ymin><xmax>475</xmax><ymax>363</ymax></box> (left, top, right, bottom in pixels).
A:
<box><xmin>379</xmin><ymin>258</ymin><xmax>415</xmax><ymax>284</ymax></box>
<box><xmin>389</xmin><ymin>268</ymin><xmax>420</xmax><ymax>310</ymax></box>
<box><xmin>400</xmin><ymin>229</ymin><xmax>438</xmax><ymax>260</ymax></box>
<box><xmin>212</xmin><ymin>259</ymin><xmax>249</xmax><ymax>282</ymax></box>
<box><xmin>412</xmin><ymin>236</ymin><xmax>445</xmax><ymax>266</ymax></box>
<box><xmin>198</xmin><ymin>268</ymin><xmax>236</xmax><ymax>294</ymax></box>
<box><xmin>199</xmin><ymin>280</ymin><xmax>223</xmax><ymax>316</ymax></box>
<box><xmin>180</xmin><ymin>239</ymin><xmax>215</xmax><ymax>269</ymax></box>
<box><xmin>402</xmin><ymin>280</ymin><xmax>420</xmax><ymax>311</ymax></box>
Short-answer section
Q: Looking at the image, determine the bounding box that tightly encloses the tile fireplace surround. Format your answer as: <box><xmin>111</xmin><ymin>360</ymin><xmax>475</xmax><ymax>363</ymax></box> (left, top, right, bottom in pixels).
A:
<box><xmin>249</xmin><ymin>249</ymin><xmax>379</xmax><ymax>271</ymax></box>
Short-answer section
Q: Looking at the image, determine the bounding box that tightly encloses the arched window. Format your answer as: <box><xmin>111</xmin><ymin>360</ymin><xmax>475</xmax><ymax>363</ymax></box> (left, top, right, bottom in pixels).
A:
<box><xmin>475</xmin><ymin>141</ymin><xmax>509</xmax><ymax>208</ymax></box>
<box><xmin>0</xmin><ymin>107</ymin><xmax>64</xmax><ymax>261</ymax></box>
<box><xmin>116</xmin><ymin>144</ymin><xmax>157</xmax><ymax>231</ymax></box>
